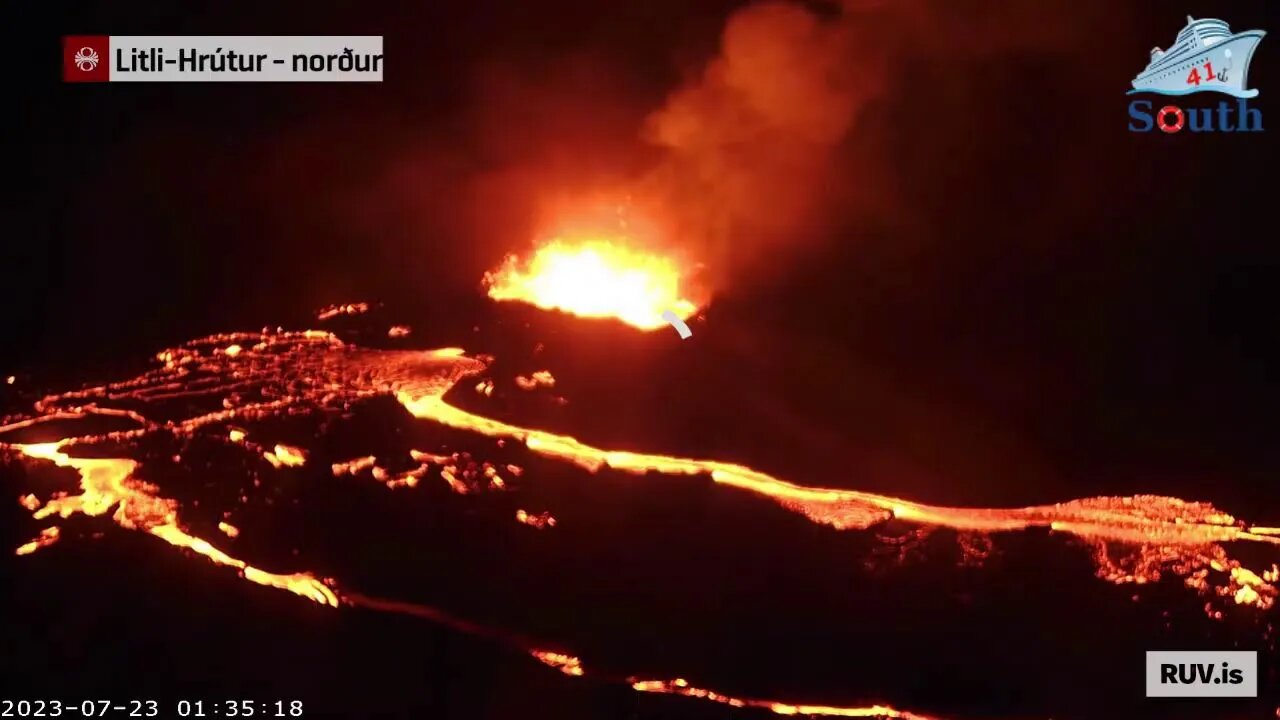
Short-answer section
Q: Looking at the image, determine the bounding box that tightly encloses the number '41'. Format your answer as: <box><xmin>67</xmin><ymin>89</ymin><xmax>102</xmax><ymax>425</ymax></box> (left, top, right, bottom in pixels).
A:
<box><xmin>1186</xmin><ymin>60</ymin><xmax>1216</xmax><ymax>86</ymax></box>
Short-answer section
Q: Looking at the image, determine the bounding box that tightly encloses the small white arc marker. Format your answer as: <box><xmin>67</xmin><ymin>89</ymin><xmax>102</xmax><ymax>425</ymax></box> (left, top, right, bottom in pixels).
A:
<box><xmin>661</xmin><ymin>310</ymin><xmax>692</xmax><ymax>339</ymax></box>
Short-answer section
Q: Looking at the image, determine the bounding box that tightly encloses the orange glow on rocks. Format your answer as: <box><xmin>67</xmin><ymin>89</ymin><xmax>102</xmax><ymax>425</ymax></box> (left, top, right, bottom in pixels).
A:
<box><xmin>485</xmin><ymin>239</ymin><xmax>700</xmax><ymax>330</ymax></box>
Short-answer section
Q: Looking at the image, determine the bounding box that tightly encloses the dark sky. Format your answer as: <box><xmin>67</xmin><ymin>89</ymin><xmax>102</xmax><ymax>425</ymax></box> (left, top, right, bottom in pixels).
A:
<box><xmin>6</xmin><ymin>1</ymin><xmax>1279</xmax><ymax>508</ymax></box>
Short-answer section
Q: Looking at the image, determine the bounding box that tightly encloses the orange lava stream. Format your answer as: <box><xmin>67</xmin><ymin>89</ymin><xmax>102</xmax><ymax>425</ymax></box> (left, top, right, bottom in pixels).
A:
<box><xmin>484</xmin><ymin>239</ymin><xmax>700</xmax><ymax>330</ymax></box>
<box><xmin>529</xmin><ymin>651</ymin><xmax>934</xmax><ymax>718</ymax></box>
<box><xmin>629</xmin><ymin>677</ymin><xmax>937</xmax><ymax>719</ymax></box>
<box><xmin>397</xmin><ymin>392</ymin><xmax>1280</xmax><ymax>610</ymax></box>
<box><xmin>10</xmin><ymin>441</ymin><xmax>336</xmax><ymax>607</ymax></box>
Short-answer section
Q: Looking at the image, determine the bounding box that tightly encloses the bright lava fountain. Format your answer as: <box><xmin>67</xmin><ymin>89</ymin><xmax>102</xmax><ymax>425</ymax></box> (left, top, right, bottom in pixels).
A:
<box><xmin>484</xmin><ymin>238</ymin><xmax>700</xmax><ymax>330</ymax></box>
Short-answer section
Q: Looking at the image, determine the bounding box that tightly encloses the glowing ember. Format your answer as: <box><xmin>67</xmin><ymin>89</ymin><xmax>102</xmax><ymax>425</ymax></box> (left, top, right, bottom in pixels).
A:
<box><xmin>16</xmin><ymin>526</ymin><xmax>61</xmax><ymax>556</ymax></box>
<box><xmin>485</xmin><ymin>239</ymin><xmax>700</xmax><ymax>330</ymax></box>
<box><xmin>372</xmin><ymin>463</ymin><xmax>428</xmax><ymax>490</ymax></box>
<box><xmin>515</xmin><ymin>509</ymin><xmax>556</xmax><ymax>529</ymax></box>
<box><xmin>332</xmin><ymin>456</ymin><xmax>378</xmax><ymax>476</ymax></box>
<box><xmin>218</xmin><ymin>522</ymin><xmax>240</xmax><ymax>538</ymax></box>
<box><xmin>515</xmin><ymin>370</ymin><xmax>555</xmax><ymax>391</ymax></box>
<box><xmin>388</xmin><ymin>325</ymin><xmax>412</xmax><ymax>338</ymax></box>
<box><xmin>265</xmin><ymin>444</ymin><xmax>308</xmax><ymax>468</ymax></box>
<box><xmin>531</xmin><ymin>650</ymin><xmax>584</xmax><ymax>676</ymax></box>
<box><xmin>317</xmin><ymin>302</ymin><xmax>369</xmax><ymax>320</ymax></box>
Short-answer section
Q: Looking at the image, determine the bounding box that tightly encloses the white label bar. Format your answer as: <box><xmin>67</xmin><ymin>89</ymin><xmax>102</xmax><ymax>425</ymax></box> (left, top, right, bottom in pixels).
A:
<box><xmin>1145</xmin><ymin>650</ymin><xmax>1257</xmax><ymax>697</ymax></box>
<box><xmin>66</xmin><ymin>36</ymin><xmax>383</xmax><ymax>82</ymax></box>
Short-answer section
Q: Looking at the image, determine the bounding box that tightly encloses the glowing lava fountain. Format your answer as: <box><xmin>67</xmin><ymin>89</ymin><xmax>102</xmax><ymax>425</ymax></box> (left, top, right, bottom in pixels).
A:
<box><xmin>484</xmin><ymin>238</ymin><xmax>701</xmax><ymax>330</ymax></box>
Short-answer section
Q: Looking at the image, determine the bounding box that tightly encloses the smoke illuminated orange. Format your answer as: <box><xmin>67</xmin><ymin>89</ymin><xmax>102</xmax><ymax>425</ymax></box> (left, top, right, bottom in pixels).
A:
<box><xmin>484</xmin><ymin>238</ymin><xmax>700</xmax><ymax>330</ymax></box>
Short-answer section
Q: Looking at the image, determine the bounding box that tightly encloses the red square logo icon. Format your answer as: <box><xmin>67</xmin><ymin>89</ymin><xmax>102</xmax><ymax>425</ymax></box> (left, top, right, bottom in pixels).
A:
<box><xmin>64</xmin><ymin>36</ymin><xmax>110</xmax><ymax>82</ymax></box>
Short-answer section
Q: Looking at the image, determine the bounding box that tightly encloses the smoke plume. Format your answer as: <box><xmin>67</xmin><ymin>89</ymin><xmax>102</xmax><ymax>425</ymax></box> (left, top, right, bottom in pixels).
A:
<box><xmin>634</xmin><ymin>0</ymin><xmax>1117</xmax><ymax>289</ymax></box>
<box><xmin>640</xmin><ymin>2</ymin><xmax>875</xmax><ymax>284</ymax></box>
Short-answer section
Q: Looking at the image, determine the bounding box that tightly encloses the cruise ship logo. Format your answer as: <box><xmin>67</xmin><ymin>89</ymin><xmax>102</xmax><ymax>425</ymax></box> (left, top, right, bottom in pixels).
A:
<box><xmin>1128</xmin><ymin>15</ymin><xmax>1265</xmax><ymax>133</ymax></box>
<box><xmin>1130</xmin><ymin>16</ymin><xmax>1265</xmax><ymax>98</ymax></box>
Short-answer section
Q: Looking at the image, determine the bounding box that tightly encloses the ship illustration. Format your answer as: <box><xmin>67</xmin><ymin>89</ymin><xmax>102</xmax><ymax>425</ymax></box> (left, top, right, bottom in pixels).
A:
<box><xmin>1130</xmin><ymin>16</ymin><xmax>1265</xmax><ymax>98</ymax></box>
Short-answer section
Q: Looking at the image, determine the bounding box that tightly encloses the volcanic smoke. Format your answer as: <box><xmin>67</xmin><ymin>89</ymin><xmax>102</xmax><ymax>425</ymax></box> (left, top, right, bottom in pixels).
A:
<box><xmin>481</xmin><ymin>0</ymin><xmax>874</xmax><ymax>326</ymax></box>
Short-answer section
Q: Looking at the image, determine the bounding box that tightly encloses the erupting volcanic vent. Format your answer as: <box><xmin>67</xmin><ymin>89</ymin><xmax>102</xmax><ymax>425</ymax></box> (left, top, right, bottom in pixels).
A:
<box><xmin>4</xmin><ymin>316</ymin><xmax>1279</xmax><ymax>718</ymax></box>
<box><xmin>481</xmin><ymin>194</ymin><xmax>705</xmax><ymax>330</ymax></box>
<box><xmin>485</xmin><ymin>237</ymin><xmax>701</xmax><ymax>330</ymax></box>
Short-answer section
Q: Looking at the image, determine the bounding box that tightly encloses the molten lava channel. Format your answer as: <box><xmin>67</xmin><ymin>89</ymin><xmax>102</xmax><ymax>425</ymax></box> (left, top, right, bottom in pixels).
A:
<box><xmin>4</xmin><ymin>327</ymin><xmax>1279</xmax><ymax>719</ymax></box>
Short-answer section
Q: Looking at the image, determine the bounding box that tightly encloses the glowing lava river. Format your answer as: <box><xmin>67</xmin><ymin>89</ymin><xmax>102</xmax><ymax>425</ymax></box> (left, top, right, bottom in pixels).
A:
<box><xmin>3</xmin><ymin>325</ymin><xmax>1278</xmax><ymax>719</ymax></box>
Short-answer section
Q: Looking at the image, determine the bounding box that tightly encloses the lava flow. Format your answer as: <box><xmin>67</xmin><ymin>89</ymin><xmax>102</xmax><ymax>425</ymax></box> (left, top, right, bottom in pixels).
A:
<box><xmin>397</xmin><ymin>388</ymin><xmax>1280</xmax><ymax>610</ymax></box>
<box><xmin>9</xmin><ymin>441</ymin><xmax>337</xmax><ymax>606</ymax></box>
<box><xmin>4</xmin><ymin>325</ymin><xmax>1279</xmax><ymax>719</ymax></box>
<box><xmin>484</xmin><ymin>238</ymin><xmax>701</xmax><ymax>330</ymax></box>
